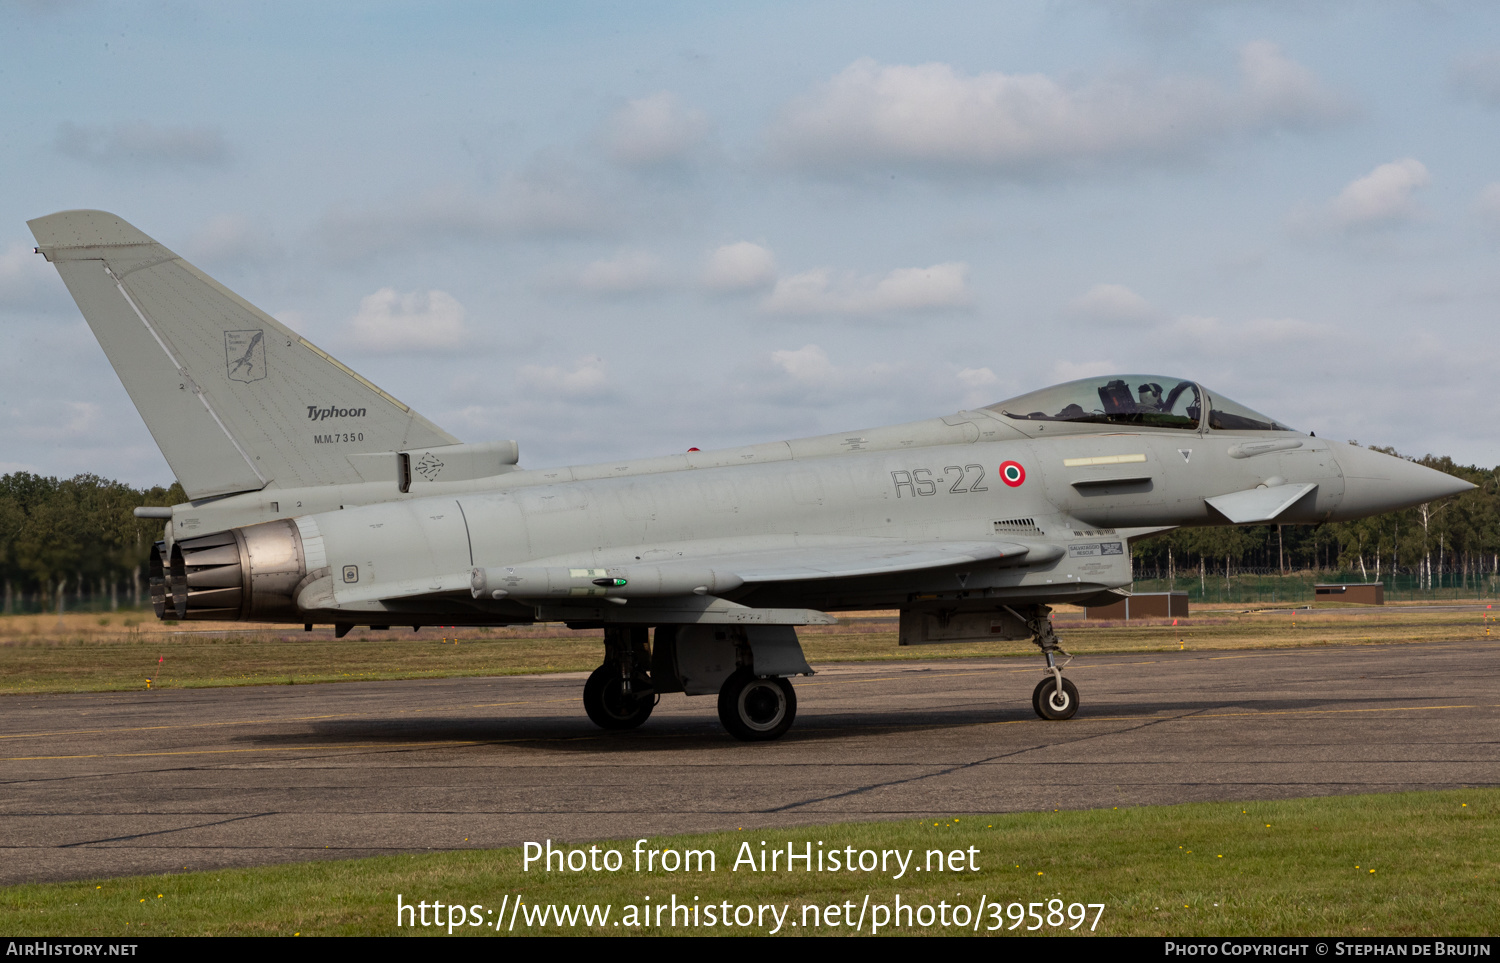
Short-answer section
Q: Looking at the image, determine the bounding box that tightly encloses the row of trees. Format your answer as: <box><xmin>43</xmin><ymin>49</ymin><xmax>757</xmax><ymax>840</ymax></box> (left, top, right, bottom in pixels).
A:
<box><xmin>0</xmin><ymin>473</ymin><xmax>182</xmax><ymax>613</ymax></box>
<box><xmin>1</xmin><ymin>450</ymin><xmax>1496</xmax><ymax>613</ymax></box>
<box><xmin>1132</xmin><ymin>453</ymin><xmax>1500</xmax><ymax>588</ymax></box>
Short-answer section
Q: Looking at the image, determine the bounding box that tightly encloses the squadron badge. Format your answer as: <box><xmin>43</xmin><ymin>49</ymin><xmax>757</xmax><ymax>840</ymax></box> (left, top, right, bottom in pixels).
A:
<box><xmin>225</xmin><ymin>329</ymin><xmax>267</xmax><ymax>383</ymax></box>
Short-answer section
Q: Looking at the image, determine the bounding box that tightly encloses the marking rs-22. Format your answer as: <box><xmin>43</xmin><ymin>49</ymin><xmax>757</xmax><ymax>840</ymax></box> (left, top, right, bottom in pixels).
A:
<box><xmin>891</xmin><ymin>465</ymin><xmax>987</xmax><ymax>497</ymax></box>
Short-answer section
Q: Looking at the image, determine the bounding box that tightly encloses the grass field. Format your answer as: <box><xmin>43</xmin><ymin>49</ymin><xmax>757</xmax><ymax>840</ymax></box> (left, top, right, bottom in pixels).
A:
<box><xmin>3</xmin><ymin>605</ymin><xmax>1496</xmax><ymax>937</ymax></box>
<box><xmin>1</xmin><ymin>602</ymin><xmax>1495</xmax><ymax>694</ymax></box>
<box><xmin>1</xmin><ymin>790</ymin><xmax>1494</xmax><ymax>936</ymax></box>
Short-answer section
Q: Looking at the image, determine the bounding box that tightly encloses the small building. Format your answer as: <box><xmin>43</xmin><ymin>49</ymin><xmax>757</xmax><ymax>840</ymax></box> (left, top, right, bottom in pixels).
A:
<box><xmin>1314</xmin><ymin>583</ymin><xmax>1384</xmax><ymax>605</ymax></box>
<box><xmin>1084</xmin><ymin>592</ymin><xmax>1189</xmax><ymax>620</ymax></box>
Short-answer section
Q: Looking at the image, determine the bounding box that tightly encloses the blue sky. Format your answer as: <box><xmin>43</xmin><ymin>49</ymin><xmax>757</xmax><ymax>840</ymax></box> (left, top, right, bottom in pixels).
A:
<box><xmin>3</xmin><ymin>1</ymin><xmax>1499</xmax><ymax>486</ymax></box>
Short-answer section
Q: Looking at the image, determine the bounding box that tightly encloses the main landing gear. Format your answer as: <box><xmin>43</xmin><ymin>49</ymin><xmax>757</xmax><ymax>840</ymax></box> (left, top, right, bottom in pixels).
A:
<box><xmin>717</xmin><ymin>668</ymin><xmax>797</xmax><ymax>741</ymax></box>
<box><xmin>583</xmin><ymin>625</ymin><xmax>804</xmax><ymax>740</ymax></box>
<box><xmin>1017</xmin><ymin>605</ymin><xmax>1079</xmax><ymax>721</ymax></box>
<box><xmin>583</xmin><ymin>664</ymin><xmax>654</xmax><ymax>730</ymax></box>
<box><xmin>583</xmin><ymin>627</ymin><xmax>655</xmax><ymax>730</ymax></box>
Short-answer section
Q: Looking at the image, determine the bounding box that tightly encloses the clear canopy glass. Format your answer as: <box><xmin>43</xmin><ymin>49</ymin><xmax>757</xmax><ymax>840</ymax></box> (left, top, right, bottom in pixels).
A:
<box><xmin>985</xmin><ymin>375</ymin><xmax>1292</xmax><ymax>432</ymax></box>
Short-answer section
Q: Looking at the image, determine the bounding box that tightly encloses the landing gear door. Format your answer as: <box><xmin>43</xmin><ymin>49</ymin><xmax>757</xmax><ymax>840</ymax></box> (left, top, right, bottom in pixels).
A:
<box><xmin>899</xmin><ymin>607</ymin><xmax>1032</xmax><ymax>645</ymax></box>
<box><xmin>672</xmin><ymin>625</ymin><xmax>740</xmax><ymax>695</ymax></box>
<box><xmin>669</xmin><ymin>624</ymin><xmax>812</xmax><ymax>695</ymax></box>
<box><xmin>744</xmin><ymin>625</ymin><xmax>812</xmax><ymax>677</ymax></box>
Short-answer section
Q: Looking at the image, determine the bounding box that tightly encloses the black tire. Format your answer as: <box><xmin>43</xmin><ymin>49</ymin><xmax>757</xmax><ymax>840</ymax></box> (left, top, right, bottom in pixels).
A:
<box><xmin>717</xmin><ymin>669</ymin><xmax>797</xmax><ymax>741</ymax></box>
<box><xmin>1032</xmin><ymin>676</ymin><xmax>1079</xmax><ymax>721</ymax></box>
<box><xmin>583</xmin><ymin>664</ymin><xmax>653</xmax><ymax>730</ymax></box>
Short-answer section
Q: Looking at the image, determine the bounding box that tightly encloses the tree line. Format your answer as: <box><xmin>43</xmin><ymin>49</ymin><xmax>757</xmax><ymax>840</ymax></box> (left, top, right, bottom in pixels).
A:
<box><xmin>0</xmin><ymin>473</ymin><xmax>182</xmax><ymax>613</ymax></box>
<box><xmin>1</xmin><ymin>449</ymin><xmax>1496</xmax><ymax>613</ymax></box>
<box><xmin>1132</xmin><ymin>452</ymin><xmax>1500</xmax><ymax>588</ymax></box>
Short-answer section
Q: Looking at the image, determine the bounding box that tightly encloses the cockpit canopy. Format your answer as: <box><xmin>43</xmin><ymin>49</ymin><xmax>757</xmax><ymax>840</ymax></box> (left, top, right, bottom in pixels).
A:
<box><xmin>985</xmin><ymin>375</ymin><xmax>1293</xmax><ymax>432</ymax></box>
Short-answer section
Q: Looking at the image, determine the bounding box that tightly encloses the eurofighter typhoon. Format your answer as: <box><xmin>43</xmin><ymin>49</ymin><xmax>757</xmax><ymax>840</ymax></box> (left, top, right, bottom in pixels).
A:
<box><xmin>28</xmin><ymin>210</ymin><xmax>1473</xmax><ymax>740</ymax></box>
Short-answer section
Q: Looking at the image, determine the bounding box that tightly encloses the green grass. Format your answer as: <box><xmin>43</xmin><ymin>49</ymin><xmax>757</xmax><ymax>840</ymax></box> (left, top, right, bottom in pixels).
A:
<box><xmin>4</xmin><ymin>790</ymin><xmax>1496</xmax><ymax>936</ymax></box>
<box><xmin>0</xmin><ymin>630</ymin><xmax>607</xmax><ymax>693</ymax></box>
<box><xmin>2</xmin><ymin>606</ymin><xmax>1495</xmax><ymax>695</ymax></box>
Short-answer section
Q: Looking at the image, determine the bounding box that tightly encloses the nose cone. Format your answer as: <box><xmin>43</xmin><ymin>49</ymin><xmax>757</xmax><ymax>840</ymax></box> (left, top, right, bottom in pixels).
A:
<box><xmin>1332</xmin><ymin>443</ymin><xmax>1475</xmax><ymax>520</ymax></box>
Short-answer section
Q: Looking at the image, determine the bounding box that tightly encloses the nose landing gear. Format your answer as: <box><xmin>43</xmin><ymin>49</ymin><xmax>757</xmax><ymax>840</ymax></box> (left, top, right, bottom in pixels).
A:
<box><xmin>1032</xmin><ymin>675</ymin><xmax>1078</xmax><ymax>720</ymax></box>
<box><xmin>1010</xmin><ymin>604</ymin><xmax>1079</xmax><ymax>721</ymax></box>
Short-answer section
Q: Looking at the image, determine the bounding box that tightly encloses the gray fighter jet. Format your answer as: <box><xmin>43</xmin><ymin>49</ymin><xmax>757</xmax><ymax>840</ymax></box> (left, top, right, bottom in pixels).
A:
<box><xmin>28</xmin><ymin>210</ymin><xmax>1474</xmax><ymax>740</ymax></box>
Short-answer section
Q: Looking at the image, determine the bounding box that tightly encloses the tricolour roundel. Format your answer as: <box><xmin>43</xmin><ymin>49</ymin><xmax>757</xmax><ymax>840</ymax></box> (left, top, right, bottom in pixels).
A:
<box><xmin>999</xmin><ymin>460</ymin><xmax>1026</xmax><ymax>487</ymax></box>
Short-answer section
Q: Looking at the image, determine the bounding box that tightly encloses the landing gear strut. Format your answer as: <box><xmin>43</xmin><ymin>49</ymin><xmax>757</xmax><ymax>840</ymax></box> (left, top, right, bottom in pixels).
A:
<box><xmin>1013</xmin><ymin>605</ymin><xmax>1079</xmax><ymax>721</ymax></box>
<box><xmin>583</xmin><ymin>664</ymin><xmax>654</xmax><ymax>729</ymax></box>
<box><xmin>583</xmin><ymin>627</ymin><xmax>655</xmax><ymax>730</ymax></box>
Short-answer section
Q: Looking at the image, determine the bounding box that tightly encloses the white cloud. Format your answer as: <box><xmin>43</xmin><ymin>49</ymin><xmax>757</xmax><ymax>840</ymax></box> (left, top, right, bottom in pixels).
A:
<box><xmin>1476</xmin><ymin>183</ymin><xmax>1500</xmax><ymax>225</ymax></box>
<box><xmin>1067</xmin><ymin>283</ymin><xmax>1155</xmax><ymax>323</ymax></box>
<box><xmin>54</xmin><ymin>120</ymin><xmax>228</xmax><ymax>167</ymax></box>
<box><xmin>576</xmin><ymin>250</ymin><xmax>669</xmax><ymax>294</ymax></box>
<box><xmin>760</xmin><ymin>344</ymin><xmax>899</xmax><ymax>404</ymax></box>
<box><xmin>347</xmin><ymin>288</ymin><xmax>469</xmax><ymax>353</ymax></box>
<box><xmin>704</xmin><ymin>242</ymin><xmax>776</xmax><ymax>292</ymax></box>
<box><xmin>955</xmin><ymin>366</ymin><xmax>1000</xmax><ymax>408</ymax></box>
<box><xmin>519</xmin><ymin>355</ymin><xmax>612</xmax><ymax>400</ymax></box>
<box><xmin>771</xmin><ymin>344</ymin><xmax>838</xmax><ymax>383</ymax></box>
<box><xmin>769</xmin><ymin>43</ymin><xmax>1346</xmax><ymax>173</ymax></box>
<box><xmin>763</xmin><ymin>262</ymin><xmax>971</xmax><ymax>316</ymax></box>
<box><xmin>956</xmin><ymin>366</ymin><xmax>997</xmax><ymax>390</ymax></box>
<box><xmin>271</xmin><ymin>309</ymin><xmax>319</xmax><ymax>339</ymax></box>
<box><xmin>603</xmin><ymin>92</ymin><xmax>710</xmax><ymax>166</ymax></box>
<box><xmin>1327</xmin><ymin>158</ymin><xmax>1430</xmax><ymax>229</ymax></box>
<box><xmin>1450</xmin><ymin>51</ymin><xmax>1500</xmax><ymax>108</ymax></box>
<box><xmin>1236</xmin><ymin>40</ymin><xmax>1343</xmax><ymax>123</ymax></box>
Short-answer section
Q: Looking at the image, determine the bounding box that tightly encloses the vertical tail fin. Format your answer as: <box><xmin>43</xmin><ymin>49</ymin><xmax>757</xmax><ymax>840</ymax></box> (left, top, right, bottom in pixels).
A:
<box><xmin>29</xmin><ymin>210</ymin><xmax>459</xmax><ymax>499</ymax></box>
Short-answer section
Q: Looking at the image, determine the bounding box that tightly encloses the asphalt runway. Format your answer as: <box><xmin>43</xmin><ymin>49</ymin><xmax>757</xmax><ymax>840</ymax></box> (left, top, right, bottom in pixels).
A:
<box><xmin>3</xmin><ymin>640</ymin><xmax>1498</xmax><ymax>885</ymax></box>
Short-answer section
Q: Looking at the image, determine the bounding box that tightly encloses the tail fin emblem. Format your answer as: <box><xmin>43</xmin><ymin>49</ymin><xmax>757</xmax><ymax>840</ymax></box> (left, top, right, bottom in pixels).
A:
<box><xmin>225</xmin><ymin>329</ymin><xmax>267</xmax><ymax>383</ymax></box>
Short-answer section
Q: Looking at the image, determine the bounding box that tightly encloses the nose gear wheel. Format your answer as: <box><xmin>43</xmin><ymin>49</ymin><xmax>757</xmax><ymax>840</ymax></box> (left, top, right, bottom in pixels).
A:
<box><xmin>1007</xmin><ymin>603</ymin><xmax>1082</xmax><ymax>721</ymax></box>
<box><xmin>1032</xmin><ymin>676</ymin><xmax>1079</xmax><ymax>720</ymax></box>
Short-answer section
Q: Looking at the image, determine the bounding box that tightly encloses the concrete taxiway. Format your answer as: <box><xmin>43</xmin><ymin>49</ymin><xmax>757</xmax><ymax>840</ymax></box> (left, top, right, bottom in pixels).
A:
<box><xmin>2</xmin><ymin>640</ymin><xmax>1497</xmax><ymax>885</ymax></box>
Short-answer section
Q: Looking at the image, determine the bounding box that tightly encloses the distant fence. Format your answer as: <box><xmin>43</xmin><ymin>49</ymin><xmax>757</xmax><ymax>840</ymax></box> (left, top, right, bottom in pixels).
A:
<box><xmin>1</xmin><ymin>599</ymin><xmax>150</xmax><ymax>617</ymax></box>
<box><xmin>1</xmin><ymin>583</ymin><xmax>146</xmax><ymax>616</ymax></box>
<box><xmin>3</xmin><ymin>571</ymin><xmax>1496</xmax><ymax>616</ymax></box>
<box><xmin>1130</xmin><ymin>572</ymin><xmax>1499</xmax><ymax>604</ymax></box>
